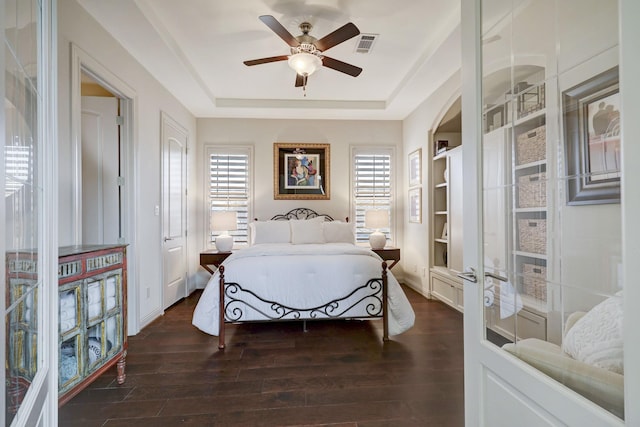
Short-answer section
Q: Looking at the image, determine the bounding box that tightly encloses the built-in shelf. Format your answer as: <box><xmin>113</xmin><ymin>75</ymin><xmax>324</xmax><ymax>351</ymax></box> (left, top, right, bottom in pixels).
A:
<box><xmin>514</xmin><ymin>207</ymin><xmax>547</xmax><ymax>213</ymax></box>
<box><xmin>514</xmin><ymin>250</ymin><xmax>548</xmax><ymax>260</ymax></box>
<box><xmin>430</xmin><ymin>265</ymin><xmax>450</xmax><ymax>276</ymax></box>
<box><xmin>435</xmin><ymin>238</ymin><xmax>448</xmax><ymax>244</ymax></box>
<box><xmin>433</xmin><ymin>151</ymin><xmax>448</xmax><ymax>161</ymax></box>
<box><xmin>435</xmin><ymin>211</ymin><xmax>448</xmax><ymax>215</ymax></box>
<box><xmin>520</xmin><ymin>295</ymin><xmax>549</xmax><ymax>315</ymax></box>
<box><xmin>514</xmin><ymin>108</ymin><xmax>545</xmax><ymax>126</ymax></box>
<box><xmin>515</xmin><ymin>160</ymin><xmax>546</xmax><ymax>171</ymax></box>
<box><xmin>435</xmin><ymin>182</ymin><xmax>448</xmax><ymax>188</ymax></box>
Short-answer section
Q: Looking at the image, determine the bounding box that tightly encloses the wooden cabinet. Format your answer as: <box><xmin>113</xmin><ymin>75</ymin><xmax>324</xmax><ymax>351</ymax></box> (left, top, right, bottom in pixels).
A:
<box><xmin>6</xmin><ymin>245</ymin><xmax>128</xmax><ymax>409</ymax></box>
<box><xmin>430</xmin><ymin>272</ymin><xmax>464</xmax><ymax>312</ymax></box>
<box><xmin>58</xmin><ymin>245</ymin><xmax>127</xmax><ymax>405</ymax></box>
<box><xmin>5</xmin><ymin>252</ymin><xmax>40</xmax><ymax>416</ymax></box>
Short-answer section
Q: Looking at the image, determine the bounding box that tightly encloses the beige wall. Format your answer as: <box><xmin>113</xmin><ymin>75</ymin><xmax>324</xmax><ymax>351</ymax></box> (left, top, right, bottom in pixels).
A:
<box><xmin>58</xmin><ymin>0</ymin><xmax>198</xmax><ymax>331</ymax></box>
<box><xmin>194</xmin><ymin>117</ymin><xmax>403</xmax><ymax>286</ymax></box>
<box><xmin>402</xmin><ymin>72</ymin><xmax>461</xmax><ymax>296</ymax></box>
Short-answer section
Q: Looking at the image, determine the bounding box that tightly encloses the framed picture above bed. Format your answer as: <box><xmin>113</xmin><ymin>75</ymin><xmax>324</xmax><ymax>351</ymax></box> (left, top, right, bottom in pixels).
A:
<box><xmin>274</xmin><ymin>143</ymin><xmax>330</xmax><ymax>200</ymax></box>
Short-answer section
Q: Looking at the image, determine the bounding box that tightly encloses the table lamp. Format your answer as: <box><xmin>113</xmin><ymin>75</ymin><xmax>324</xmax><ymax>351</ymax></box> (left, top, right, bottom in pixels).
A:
<box><xmin>211</xmin><ymin>211</ymin><xmax>237</xmax><ymax>252</ymax></box>
<box><xmin>365</xmin><ymin>209</ymin><xmax>388</xmax><ymax>250</ymax></box>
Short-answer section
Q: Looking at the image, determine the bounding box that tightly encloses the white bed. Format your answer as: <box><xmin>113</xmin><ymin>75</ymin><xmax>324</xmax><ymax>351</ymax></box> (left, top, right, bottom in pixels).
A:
<box><xmin>192</xmin><ymin>209</ymin><xmax>415</xmax><ymax>348</ymax></box>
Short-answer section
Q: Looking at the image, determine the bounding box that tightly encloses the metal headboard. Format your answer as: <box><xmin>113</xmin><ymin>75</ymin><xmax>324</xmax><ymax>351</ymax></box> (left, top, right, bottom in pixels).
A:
<box><xmin>270</xmin><ymin>208</ymin><xmax>334</xmax><ymax>222</ymax></box>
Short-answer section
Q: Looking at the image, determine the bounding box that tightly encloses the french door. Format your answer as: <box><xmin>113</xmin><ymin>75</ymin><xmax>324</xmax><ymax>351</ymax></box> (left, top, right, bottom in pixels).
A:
<box><xmin>3</xmin><ymin>0</ymin><xmax>58</xmax><ymax>425</ymax></box>
<box><xmin>462</xmin><ymin>0</ymin><xmax>638</xmax><ymax>425</ymax></box>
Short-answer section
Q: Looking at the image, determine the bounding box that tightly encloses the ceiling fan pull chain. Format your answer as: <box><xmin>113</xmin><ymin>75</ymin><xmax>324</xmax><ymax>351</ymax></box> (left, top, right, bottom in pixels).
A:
<box><xmin>303</xmin><ymin>74</ymin><xmax>308</xmax><ymax>97</ymax></box>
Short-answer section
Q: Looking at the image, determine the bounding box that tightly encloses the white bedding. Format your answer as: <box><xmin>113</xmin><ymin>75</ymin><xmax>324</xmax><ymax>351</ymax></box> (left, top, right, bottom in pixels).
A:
<box><xmin>192</xmin><ymin>243</ymin><xmax>415</xmax><ymax>336</ymax></box>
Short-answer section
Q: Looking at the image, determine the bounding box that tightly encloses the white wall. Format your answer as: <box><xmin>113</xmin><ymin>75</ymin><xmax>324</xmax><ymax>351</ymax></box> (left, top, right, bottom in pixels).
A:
<box><xmin>57</xmin><ymin>0</ymin><xmax>198</xmax><ymax>331</ymax></box>
<box><xmin>402</xmin><ymin>72</ymin><xmax>461</xmax><ymax>296</ymax></box>
<box><xmin>194</xmin><ymin>118</ymin><xmax>403</xmax><ymax>286</ymax></box>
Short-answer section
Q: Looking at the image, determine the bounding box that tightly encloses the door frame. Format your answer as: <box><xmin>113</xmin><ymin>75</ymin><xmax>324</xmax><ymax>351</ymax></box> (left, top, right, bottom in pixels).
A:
<box><xmin>462</xmin><ymin>0</ymin><xmax>636</xmax><ymax>424</ymax></box>
<box><xmin>70</xmin><ymin>44</ymin><xmax>141</xmax><ymax>335</ymax></box>
<box><xmin>620</xmin><ymin>0</ymin><xmax>640</xmax><ymax>423</ymax></box>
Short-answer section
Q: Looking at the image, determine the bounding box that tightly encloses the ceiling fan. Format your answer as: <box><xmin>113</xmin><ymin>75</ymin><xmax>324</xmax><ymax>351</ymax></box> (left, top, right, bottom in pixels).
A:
<box><xmin>243</xmin><ymin>15</ymin><xmax>363</xmax><ymax>93</ymax></box>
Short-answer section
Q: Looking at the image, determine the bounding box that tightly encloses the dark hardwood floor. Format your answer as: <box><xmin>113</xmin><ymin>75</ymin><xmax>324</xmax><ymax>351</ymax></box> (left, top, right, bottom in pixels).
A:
<box><xmin>59</xmin><ymin>285</ymin><xmax>464</xmax><ymax>426</ymax></box>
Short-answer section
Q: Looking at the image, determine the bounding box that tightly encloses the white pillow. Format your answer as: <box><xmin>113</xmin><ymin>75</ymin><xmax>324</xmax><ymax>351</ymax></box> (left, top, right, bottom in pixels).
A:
<box><xmin>290</xmin><ymin>219</ymin><xmax>325</xmax><ymax>244</ymax></box>
<box><xmin>562</xmin><ymin>294</ymin><xmax>624</xmax><ymax>374</ymax></box>
<box><xmin>303</xmin><ymin>215</ymin><xmax>326</xmax><ymax>223</ymax></box>
<box><xmin>323</xmin><ymin>221</ymin><xmax>355</xmax><ymax>244</ymax></box>
<box><xmin>250</xmin><ymin>220</ymin><xmax>291</xmax><ymax>245</ymax></box>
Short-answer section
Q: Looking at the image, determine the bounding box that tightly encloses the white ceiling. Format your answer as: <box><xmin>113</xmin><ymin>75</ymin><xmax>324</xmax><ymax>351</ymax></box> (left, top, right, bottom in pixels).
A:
<box><xmin>77</xmin><ymin>0</ymin><xmax>461</xmax><ymax>120</ymax></box>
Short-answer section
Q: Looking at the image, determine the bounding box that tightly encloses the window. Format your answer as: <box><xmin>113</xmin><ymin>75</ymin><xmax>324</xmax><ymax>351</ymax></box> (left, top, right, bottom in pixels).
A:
<box><xmin>206</xmin><ymin>146</ymin><xmax>252</xmax><ymax>246</ymax></box>
<box><xmin>352</xmin><ymin>147</ymin><xmax>394</xmax><ymax>244</ymax></box>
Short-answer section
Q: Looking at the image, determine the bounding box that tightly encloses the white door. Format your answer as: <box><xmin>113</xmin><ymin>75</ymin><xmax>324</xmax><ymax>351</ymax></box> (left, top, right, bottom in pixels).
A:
<box><xmin>462</xmin><ymin>0</ymin><xmax>632</xmax><ymax>425</ymax></box>
<box><xmin>161</xmin><ymin>113</ymin><xmax>188</xmax><ymax>309</ymax></box>
<box><xmin>81</xmin><ymin>96</ymin><xmax>120</xmax><ymax>244</ymax></box>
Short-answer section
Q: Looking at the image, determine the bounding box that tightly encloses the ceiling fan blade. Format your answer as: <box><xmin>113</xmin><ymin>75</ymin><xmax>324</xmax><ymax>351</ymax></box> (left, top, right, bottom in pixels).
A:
<box><xmin>315</xmin><ymin>22</ymin><xmax>360</xmax><ymax>51</ymax></box>
<box><xmin>243</xmin><ymin>55</ymin><xmax>289</xmax><ymax>66</ymax></box>
<box><xmin>259</xmin><ymin>15</ymin><xmax>299</xmax><ymax>47</ymax></box>
<box><xmin>295</xmin><ymin>73</ymin><xmax>304</xmax><ymax>87</ymax></box>
<box><xmin>322</xmin><ymin>56</ymin><xmax>362</xmax><ymax>77</ymax></box>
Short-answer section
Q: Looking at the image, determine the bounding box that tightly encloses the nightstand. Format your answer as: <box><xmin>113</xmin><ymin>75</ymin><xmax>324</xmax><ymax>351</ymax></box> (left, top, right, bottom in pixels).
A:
<box><xmin>200</xmin><ymin>250</ymin><xmax>232</xmax><ymax>274</ymax></box>
<box><xmin>372</xmin><ymin>247</ymin><xmax>400</xmax><ymax>270</ymax></box>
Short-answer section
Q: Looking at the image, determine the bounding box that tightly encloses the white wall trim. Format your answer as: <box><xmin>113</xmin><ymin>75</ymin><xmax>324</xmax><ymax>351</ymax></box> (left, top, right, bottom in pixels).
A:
<box><xmin>201</xmin><ymin>144</ymin><xmax>255</xmax><ymax>252</ymax></box>
<box><xmin>430</xmin><ymin>90</ymin><xmax>462</xmax><ymax>133</ymax></box>
<box><xmin>620</xmin><ymin>0</ymin><xmax>640</xmax><ymax>422</ymax></box>
<box><xmin>402</xmin><ymin>277</ymin><xmax>429</xmax><ymax>300</ymax></box>
<box><xmin>349</xmin><ymin>145</ymin><xmax>399</xmax><ymax>247</ymax></box>
<box><xmin>139</xmin><ymin>308</ymin><xmax>164</xmax><ymax>331</ymax></box>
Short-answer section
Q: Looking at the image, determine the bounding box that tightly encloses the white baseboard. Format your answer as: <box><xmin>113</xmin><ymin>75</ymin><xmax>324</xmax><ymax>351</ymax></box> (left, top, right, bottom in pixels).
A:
<box><xmin>139</xmin><ymin>308</ymin><xmax>163</xmax><ymax>331</ymax></box>
<box><xmin>401</xmin><ymin>277</ymin><xmax>431</xmax><ymax>299</ymax></box>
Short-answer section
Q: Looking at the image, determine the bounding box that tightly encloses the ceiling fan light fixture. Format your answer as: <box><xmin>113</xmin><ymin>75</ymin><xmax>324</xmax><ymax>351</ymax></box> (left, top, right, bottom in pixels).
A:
<box><xmin>288</xmin><ymin>52</ymin><xmax>322</xmax><ymax>76</ymax></box>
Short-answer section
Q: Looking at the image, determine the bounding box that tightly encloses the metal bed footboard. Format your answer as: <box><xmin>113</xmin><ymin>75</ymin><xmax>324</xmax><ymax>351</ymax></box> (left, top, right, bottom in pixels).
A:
<box><xmin>217</xmin><ymin>262</ymin><xmax>389</xmax><ymax>349</ymax></box>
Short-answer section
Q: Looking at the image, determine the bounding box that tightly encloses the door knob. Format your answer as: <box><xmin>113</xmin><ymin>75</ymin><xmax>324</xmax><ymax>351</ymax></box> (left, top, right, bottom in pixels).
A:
<box><xmin>457</xmin><ymin>267</ymin><xmax>478</xmax><ymax>283</ymax></box>
<box><xmin>484</xmin><ymin>271</ymin><xmax>508</xmax><ymax>282</ymax></box>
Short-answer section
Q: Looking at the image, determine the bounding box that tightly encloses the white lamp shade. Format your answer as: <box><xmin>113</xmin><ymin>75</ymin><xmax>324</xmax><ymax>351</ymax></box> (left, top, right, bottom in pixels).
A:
<box><xmin>365</xmin><ymin>209</ymin><xmax>389</xmax><ymax>230</ymax></box>
<box><xmin>211</xmin><ymin>211</ymin><xmax>238</xmax><ymax>232</ymax></box>
<box><xmin>288</xmin><ymin>52</ymin><xmax>322</xmax><ymax>76</ymax></box>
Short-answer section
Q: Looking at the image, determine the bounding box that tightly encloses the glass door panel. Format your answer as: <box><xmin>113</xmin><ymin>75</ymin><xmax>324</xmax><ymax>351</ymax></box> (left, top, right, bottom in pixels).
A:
<box><xmin>479</xmin><ymin>0</ymin><xmax>624</xmax><ymax>419</ymax></box>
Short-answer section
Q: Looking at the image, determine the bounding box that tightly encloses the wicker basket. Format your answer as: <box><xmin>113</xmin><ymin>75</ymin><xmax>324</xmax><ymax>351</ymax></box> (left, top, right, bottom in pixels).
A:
<box><xmin>518</xmin><ymin>218</ymin><xmax>546</xmax><ymax>254</ymax></box>
<box><xmin>522</xmin><ymin>263</ymin><xmax>547</xmax><ymax>301</ymax></box>
<box><xmin>518</xmin><ymin>172</ymin><xmax>546</xmax><ymax>208</ymax></box>
<box><xmin>516</xmin><ymin>125</ymin><xmax>546</xmax><ymax>165</ymax></box>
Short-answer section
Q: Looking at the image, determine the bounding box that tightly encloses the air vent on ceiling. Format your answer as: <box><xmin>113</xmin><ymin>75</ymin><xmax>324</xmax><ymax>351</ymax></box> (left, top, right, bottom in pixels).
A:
<box><xmin>355</xmin><ymin>33</ymin><xmax>378</xmax><ymax>53</ymax></box>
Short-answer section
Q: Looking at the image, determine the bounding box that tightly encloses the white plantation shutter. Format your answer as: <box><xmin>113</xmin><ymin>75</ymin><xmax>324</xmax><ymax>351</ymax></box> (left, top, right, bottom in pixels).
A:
<box><xmin>4</xmin><ymin>145</ymin><xmax>32</xmax><ymax>197</ymax></box>
<box><xmin>207</xmin><ymin>148</ymin><xmax>251</xmax><ymax>245</ymax></box>
<box><xmin>353</xmin><ymin>149</ymin><xmax>393</xmax><ymax>244</ymax></box>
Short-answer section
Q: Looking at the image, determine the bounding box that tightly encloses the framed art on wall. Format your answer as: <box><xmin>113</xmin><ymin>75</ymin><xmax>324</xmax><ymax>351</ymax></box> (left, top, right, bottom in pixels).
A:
<box><xmin>274</xmin><ymin>143</ymin><xmax>330</xmax><ymax>200</ymax></box>
<box><xmin>409</xmin><ymin>148</ymin><xmax>422</xmax><ymax>187</ymax></box>
<box><xmin>563</xmin><ymin>66</ymin><xmax>620</xmax><ymax>205</ymax></box>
